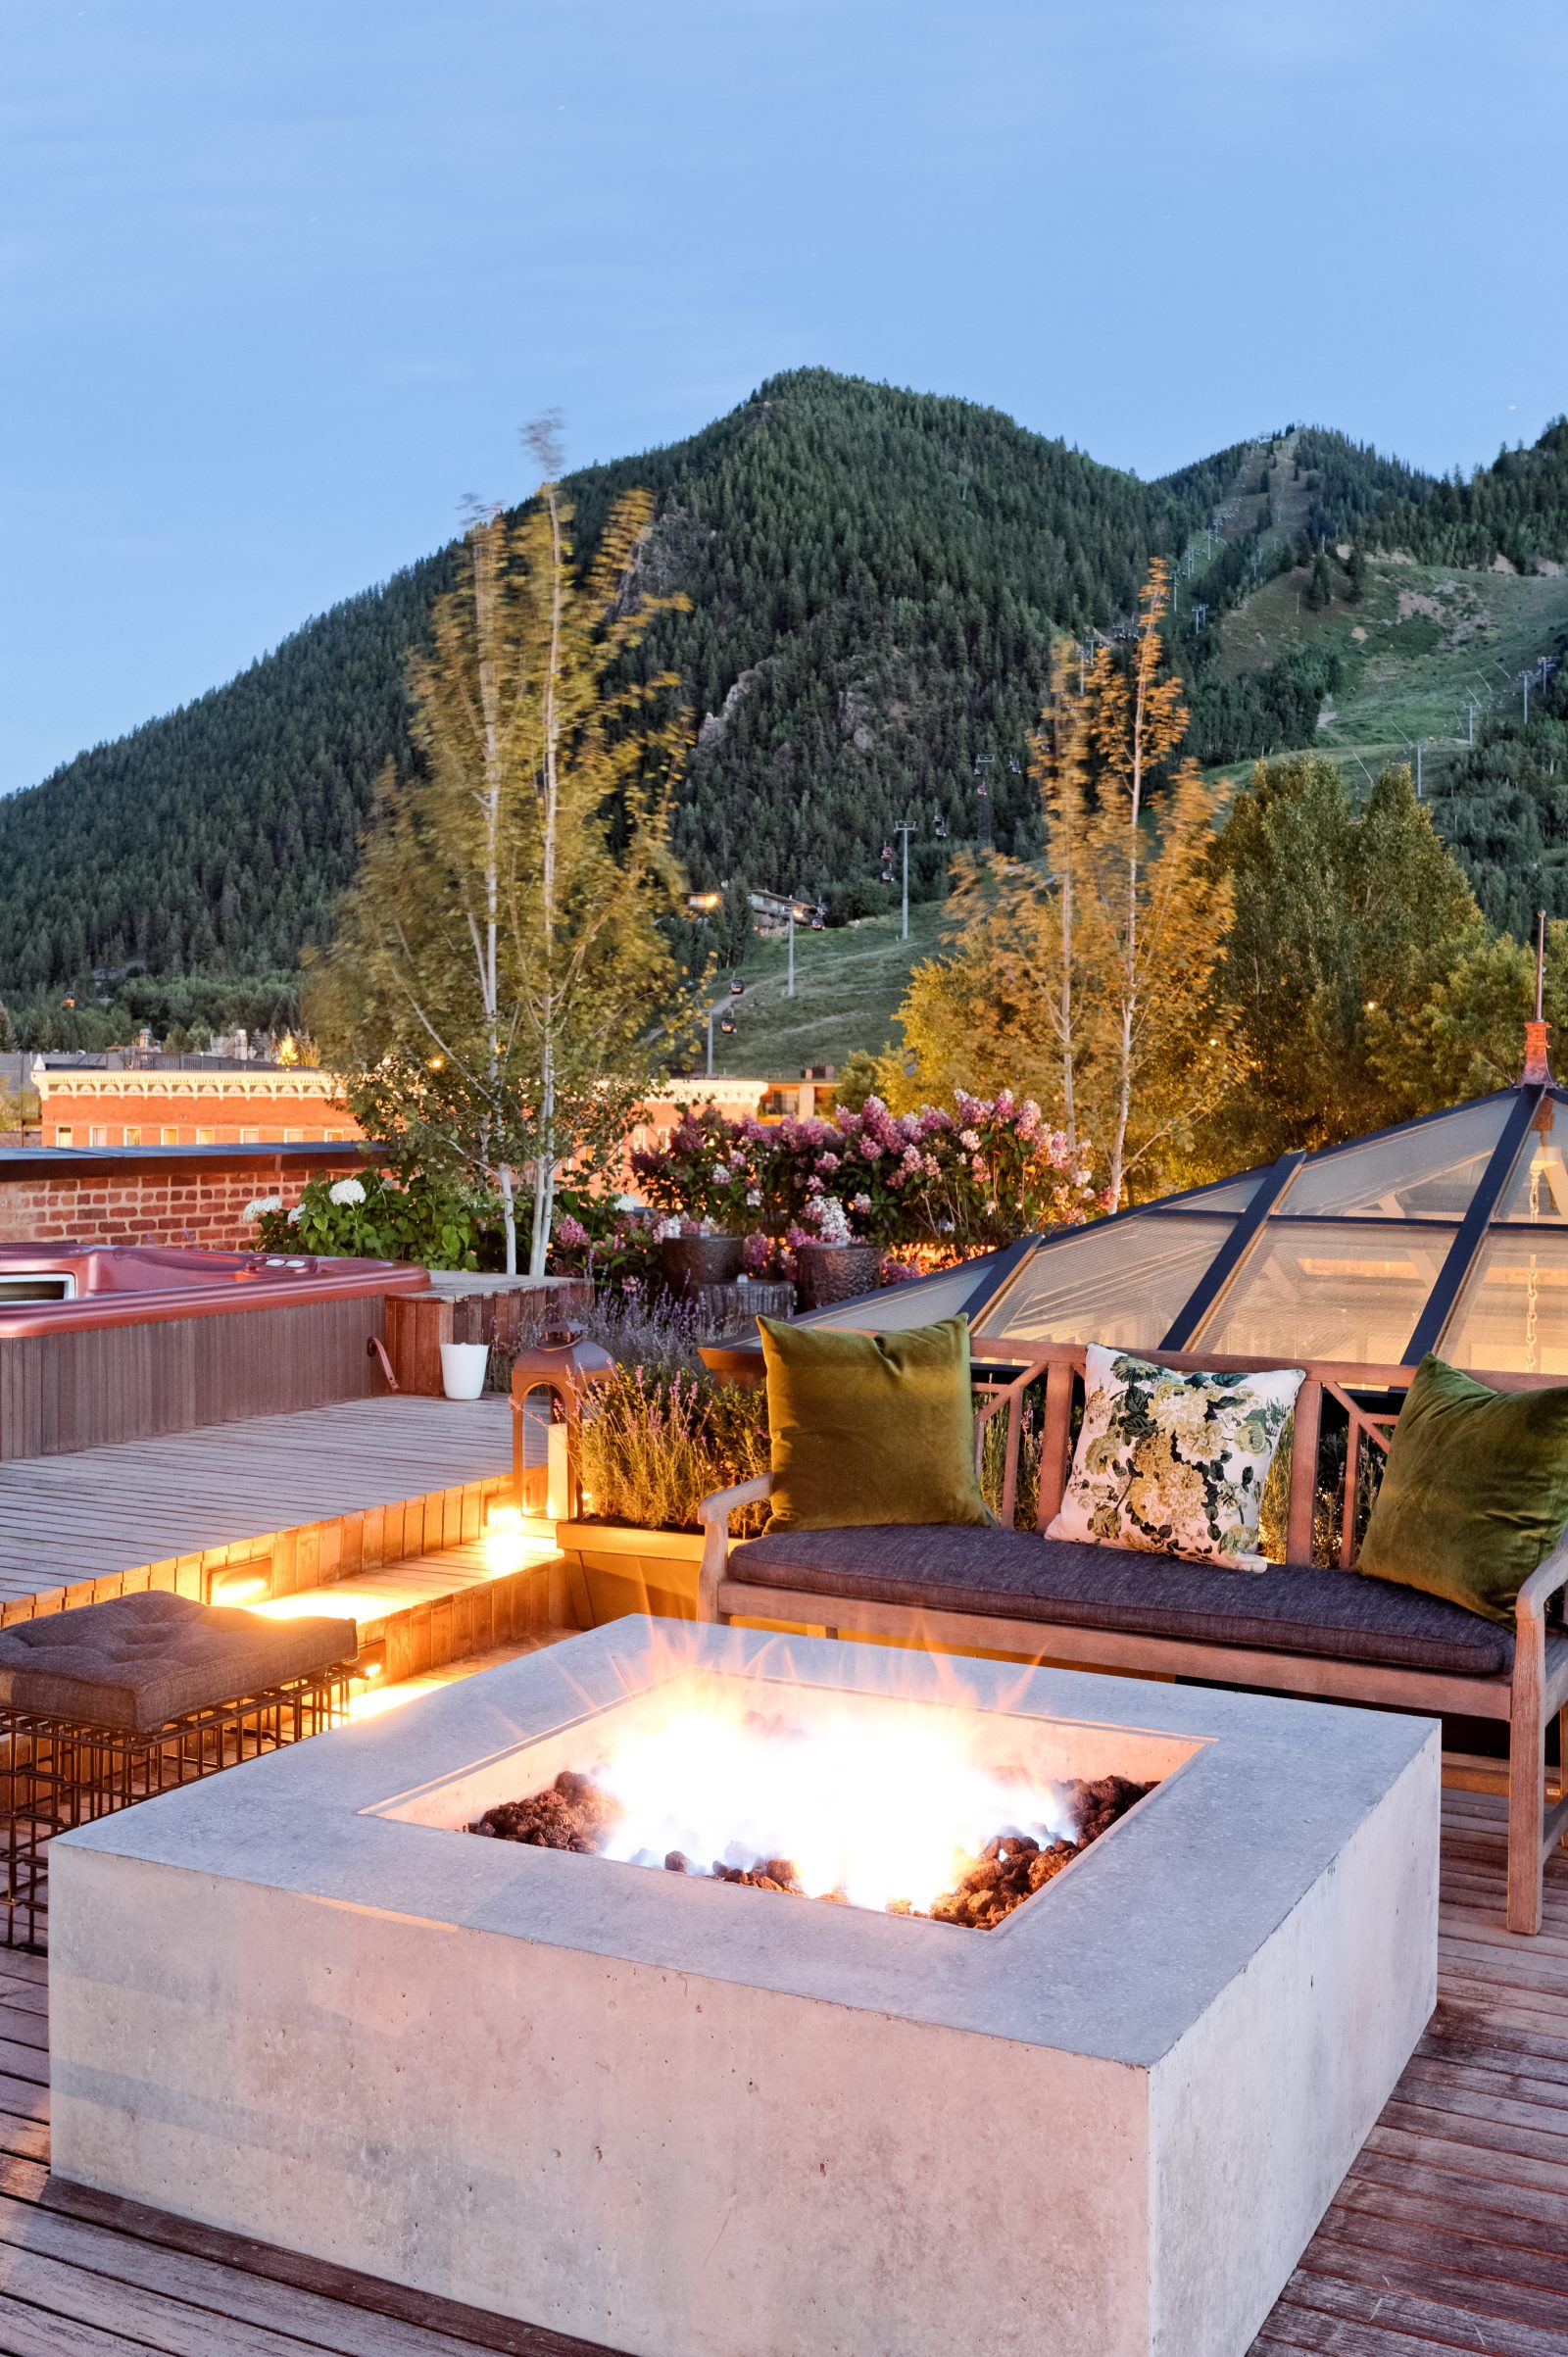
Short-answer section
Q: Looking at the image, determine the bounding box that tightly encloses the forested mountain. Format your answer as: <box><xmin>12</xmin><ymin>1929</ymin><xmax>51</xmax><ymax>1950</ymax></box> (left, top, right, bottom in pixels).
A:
<box><xmin>1429</xmin><ymin>660</ymin><xmax>1568</xmax><ymax>935</ymax></box>
<box><xmin>1362</xmin><ymin>419</ymin><xmax>1568</xmax><ymax>572</ymax></box>
<box><xmin>2</xmin><ymin>369</ymin><xmax>1565</xmax><ymax>1046</ymax></box>
<box><xmin>0</xmin><ymin>370</ymin><xmax>1245</xmax><ymax>1035</ymax></box>
<box><xmin>1266</xmin><ymin>422</ymin><xmax>1568</xmax><ymax>570</ymax></box>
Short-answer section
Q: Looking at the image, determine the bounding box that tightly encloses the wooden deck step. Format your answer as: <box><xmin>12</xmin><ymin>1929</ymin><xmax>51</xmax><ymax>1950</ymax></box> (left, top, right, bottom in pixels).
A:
<box><xmin>0</xmin><ymin>1395</ymin><xmax>527</xmax><ymax>1621</ymax></box>
<box><xmin>255</xmin><ymin>1533</ymin><xmax>565</xmax><ymax>1683</ymax></box>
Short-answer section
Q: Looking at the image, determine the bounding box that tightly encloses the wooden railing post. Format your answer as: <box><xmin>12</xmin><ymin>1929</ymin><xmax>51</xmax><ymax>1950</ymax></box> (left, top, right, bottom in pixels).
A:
<box><xmin>1037</xmin><ymin>1356</ymin><xmax>1077</xmax><ymax>1533</ymax></box>
<box><xmin>1285</xmin><ymin>1378</ymin><xmax>1322</xmax><ymax>1567</ymax></box>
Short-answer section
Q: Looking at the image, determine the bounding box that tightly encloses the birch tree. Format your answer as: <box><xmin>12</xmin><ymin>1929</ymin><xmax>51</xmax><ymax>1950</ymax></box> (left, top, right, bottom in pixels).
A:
<box><xmin>1084</xmin><ymin>561</ymin><xmax>1234</xmax><ymax>1205</ymax></box>
<box><xmin>311</xmin><ymin>438</ymin><xmax>691</xmax><ymax>1274</ymax></box>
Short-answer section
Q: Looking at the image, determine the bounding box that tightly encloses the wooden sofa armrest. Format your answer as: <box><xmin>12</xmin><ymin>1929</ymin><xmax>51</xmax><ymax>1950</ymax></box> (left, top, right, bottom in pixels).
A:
<box><xmin>696</xmin><ymin>1474</ymin><xmax>775</xmax><ymax>1621</ymax></box>
<box><xmin>696</xmin><ymin>1473</ymin><xmax>775</xmax><ymax>1529</ymax></box>
<box><xmin>1517</xmin><ymin>1533</ymin><xmax>1568</xmax><ymax>1624</ymax></box>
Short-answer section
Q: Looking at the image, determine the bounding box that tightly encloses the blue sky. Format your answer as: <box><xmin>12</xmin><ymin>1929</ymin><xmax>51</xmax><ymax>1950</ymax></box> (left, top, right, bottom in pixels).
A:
<box><xmin>4</xmin><ymin>0</ymin><xmax>1564</xmax><ymax>795</ymax></box>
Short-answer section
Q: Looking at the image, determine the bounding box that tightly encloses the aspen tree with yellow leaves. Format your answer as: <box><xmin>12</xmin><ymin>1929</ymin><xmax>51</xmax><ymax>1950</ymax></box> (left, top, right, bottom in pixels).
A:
<box><xmin>893</xmin><ymin>561</ymin><xmax>1239</xmax><ymax>1204</ymax></box>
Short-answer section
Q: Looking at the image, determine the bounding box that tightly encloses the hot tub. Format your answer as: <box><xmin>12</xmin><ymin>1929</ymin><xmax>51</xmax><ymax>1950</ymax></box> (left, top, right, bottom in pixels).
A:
<box><xmin>0</xmin><ymin>1243</ymin><xmax>429</xmax><ymax>1458</ymax></box>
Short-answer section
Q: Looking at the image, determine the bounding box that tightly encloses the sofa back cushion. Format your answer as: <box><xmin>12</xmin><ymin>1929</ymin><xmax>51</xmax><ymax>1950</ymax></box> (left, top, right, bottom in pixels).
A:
<box><xmin>1359</xmin><ymin>1352</ymin><xmax>1568</xmax><ymax>1624</ymax></box>
<box><xmin>1046</xmin><ymin>1344</ymin><xmax>1304</xmax><ymax>1571</ymax></box>
<box><xmin>758</xmin><ymin>1313</ymin><xmax>992</xmax><ymax>1533</ymax></box>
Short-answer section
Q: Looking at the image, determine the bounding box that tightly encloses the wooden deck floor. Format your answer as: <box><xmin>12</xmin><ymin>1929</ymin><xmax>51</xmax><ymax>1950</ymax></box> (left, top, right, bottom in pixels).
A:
<box><xmin>0</xmin><ymin>1792</ymin><xmax>1558</xmax><ymax>2352</ymax></box>
<box><xmin>0</xmin><ymin>1395</ymin><xmax>516</xmax><ymax>1600</ymax></box>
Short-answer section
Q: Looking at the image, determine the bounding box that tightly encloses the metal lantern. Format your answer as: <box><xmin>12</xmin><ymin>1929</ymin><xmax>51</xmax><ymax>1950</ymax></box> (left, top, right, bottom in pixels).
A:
<box><xmin>510</xmin><ymin>1324</ymin><xmax>615</xmax><ymax>1515</ymax></box>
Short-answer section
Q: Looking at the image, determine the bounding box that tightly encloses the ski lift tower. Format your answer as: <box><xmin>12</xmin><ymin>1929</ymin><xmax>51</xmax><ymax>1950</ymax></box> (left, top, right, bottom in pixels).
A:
<box><xmin>705</xmin><ymin>987</ymin><xmax>741</xmax><ymax>1077</ymax></box>
<box><xmin>892</xmin><ymin>819</ymin><xmax>916</xmax><ymax>941</ymax></box>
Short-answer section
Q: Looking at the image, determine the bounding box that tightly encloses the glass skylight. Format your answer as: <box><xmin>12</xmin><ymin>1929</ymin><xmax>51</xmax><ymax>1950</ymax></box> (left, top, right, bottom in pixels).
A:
<box><xmin>1440</xmin><ymin>1230</ymin><xmax>1568</xmax><ymax>1375</ymax></box>
<box><xmin>1278</xmin><ymin>1094</ymin><xmax>1511</xmax><ymax>1221</ymax></box>
<box><xmin>969</xmin><ymin>1214</ymin><xmax>1236</xmax><ymax>1351</ymax></box>
<box><xmin>1193</xmin><ymin>1221</ymin><xmax>1455</xmax><ymax>1365</ymax></box>
<box><xmin>800</xmin><ymin>1254</ymin><xmax>996</xmax><ymax>1332</ymax></box>
<box><xmin>1494</xmin><ymin>1100</ymin><xmax>1568</xmax><ymax>1224</ymax></box>
<box><xmin>800</xmin><ymin>1082</ymin><xmax>1568</xmax><ymax>1376</ymax></box>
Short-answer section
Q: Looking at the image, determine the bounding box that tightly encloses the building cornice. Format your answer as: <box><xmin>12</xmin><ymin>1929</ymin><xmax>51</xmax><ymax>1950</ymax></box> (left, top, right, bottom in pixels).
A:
<box><xmin>33</xmin><ymin>1069</ymin><xmax>347</xmax><ymax>1105</ymax></box>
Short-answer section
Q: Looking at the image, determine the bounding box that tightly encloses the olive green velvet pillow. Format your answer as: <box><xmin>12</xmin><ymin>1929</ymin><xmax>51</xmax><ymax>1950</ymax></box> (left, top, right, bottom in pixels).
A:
<box><xmin>758</xmin><ymin>1313</ymin><xmax>992</xmax><ymax>1532</ymax></box>
<box><xmin>1359</xmin><ymin>1353</ymin><xmax>1568</xmax><ymax>1624</ymax></box>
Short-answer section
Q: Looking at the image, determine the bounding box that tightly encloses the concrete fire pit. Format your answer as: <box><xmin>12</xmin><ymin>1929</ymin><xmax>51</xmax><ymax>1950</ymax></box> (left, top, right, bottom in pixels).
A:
<box><xmin>48</xmin><ymin>1621</ymin><xmax>1439</xmax><ymax>2357</ymax></box>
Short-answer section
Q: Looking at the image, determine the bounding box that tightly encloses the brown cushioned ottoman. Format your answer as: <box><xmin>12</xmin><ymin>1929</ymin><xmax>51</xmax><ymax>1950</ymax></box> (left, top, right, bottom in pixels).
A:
<box><xmin>0</xmin><ymin>1592</ymin><xmax>359</xmax><ymax>1735</ymax></box>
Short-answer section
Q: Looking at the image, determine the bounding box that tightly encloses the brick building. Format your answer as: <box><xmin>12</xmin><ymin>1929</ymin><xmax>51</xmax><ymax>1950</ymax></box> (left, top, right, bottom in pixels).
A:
<box><xmin>31</xmin><ymin>1063</ymin><xmax>362</xmax><ymax>1151</ymax></box>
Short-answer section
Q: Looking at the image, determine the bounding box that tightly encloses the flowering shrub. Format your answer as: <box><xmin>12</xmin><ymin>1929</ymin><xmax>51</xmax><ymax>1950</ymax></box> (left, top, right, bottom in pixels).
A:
<box><xmin>628</xmin><ymin>1090</ymin><xmax>1093</xmax><ymax>1263</ymax></box>
<box><xmin>808</xmin><ymin>1195</ymin><xmax>855</xmax><ymax>1247</ymax></box>
<box><xmin>250</xmin><ymin>1171</ymin><xmax>486</xmax><ymax>1268</ymax></box>
<box><xmin>628</xmin><ymin>1106</ymin><xmax>769</xmax><ymax>1230</ymax></box>
<box><xmin>540</xmin><ymin>1192</ymin><xmax>662</xmax><ymax>1291</ymax></box>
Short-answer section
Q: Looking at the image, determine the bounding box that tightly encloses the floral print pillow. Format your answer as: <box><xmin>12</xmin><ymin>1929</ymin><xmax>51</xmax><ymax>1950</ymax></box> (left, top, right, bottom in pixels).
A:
<box><xmin>1046</xmin><ymin>1346</ymin><xmax>1305</xmax><ymax>1572</ymax></box>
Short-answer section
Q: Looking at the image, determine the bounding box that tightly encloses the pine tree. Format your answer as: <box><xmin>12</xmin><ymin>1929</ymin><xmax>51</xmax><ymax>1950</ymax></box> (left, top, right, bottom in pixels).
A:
<box><xmin>1209</xmin><ymin>755</ymin><xmax>1480</xmax><ymax>1162</ymax></box>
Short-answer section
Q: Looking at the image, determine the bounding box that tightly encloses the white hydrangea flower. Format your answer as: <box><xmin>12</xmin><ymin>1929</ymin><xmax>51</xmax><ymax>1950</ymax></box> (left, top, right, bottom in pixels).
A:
<box><xmin>328</xmin><ymin>1177</ymin><xmax>367</xmax><ymax>1206</ymax></box>
<box><xmin>813</xmin><ymin>1197</ymin><xmax>854</xmax><ymax>1245</ymax></box>
<box><xmin>653</xmin><ymin>1215</ymin><xmax>682</xmax><ymax>1241</ymax></box>
<box><xmin>711</xmin><ymin>1163</ymin><xmax>731</xmax><ymax>1184</ymax></box>
<box><xmin>959</xmin><ymin>1129</ymin><xmax>982</xmax><ymax>1151</ymax></box>
<box><xmin>745</xmin><ymin>1187</ymin><xmax>762</xmax><ymax>1206</ymax></box>
<box><xmin>242</xmin><ymin>1197</ymin><xmax>282</xmax><ymax>1221</ymax></box>
<box><xmin>286</xmin><ymin>1205</ymin><xmax>303</xmax><ymax>1225</ymax></box>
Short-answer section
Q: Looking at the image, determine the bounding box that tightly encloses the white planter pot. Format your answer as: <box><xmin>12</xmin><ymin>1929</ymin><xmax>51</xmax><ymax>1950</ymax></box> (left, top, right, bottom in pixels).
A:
<box><xmin>439</xmin><ymin>1341</ymin><xmax>490</xmax><ymax>1400</ymax></box>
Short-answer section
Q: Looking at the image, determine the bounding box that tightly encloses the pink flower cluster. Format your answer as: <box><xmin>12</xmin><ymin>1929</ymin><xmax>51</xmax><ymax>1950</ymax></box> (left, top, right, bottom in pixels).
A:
<box><xmin>628</xmin><ymin>1086</ymin><xmax>1093</xmax><ymax>1265</ymax></box>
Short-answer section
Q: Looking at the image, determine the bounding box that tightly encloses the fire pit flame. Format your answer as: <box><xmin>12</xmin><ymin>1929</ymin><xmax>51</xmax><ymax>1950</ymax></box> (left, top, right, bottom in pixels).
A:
<box><xmin>470</xmin><ymin>1671</ymin><xmax>1154</xmax><ymax>1927</ymax></box>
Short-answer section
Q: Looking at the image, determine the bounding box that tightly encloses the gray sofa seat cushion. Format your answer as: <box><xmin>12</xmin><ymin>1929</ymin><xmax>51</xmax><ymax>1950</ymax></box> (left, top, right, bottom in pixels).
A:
<box><xmin>726</xmin><ymin>1525</ymin><xmax>1512</xmax><ymax>1680</ymax></box>
<box><xmin>0</xmin><ymin>1592</ymin><xmax>359</xmax><ymax>1734</ymax></box>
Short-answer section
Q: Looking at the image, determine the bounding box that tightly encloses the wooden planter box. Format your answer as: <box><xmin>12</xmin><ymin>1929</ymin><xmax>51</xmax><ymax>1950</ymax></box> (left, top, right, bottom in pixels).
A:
<box><xmin>386</xmin><ymin>1276</ymin><xmax>592</xmax><ymax>1397</ymax></box>
<box><xmin>555</xmin><ymin>1520</ymin><xmax>704</xmax><ymax>1627</ymax></box>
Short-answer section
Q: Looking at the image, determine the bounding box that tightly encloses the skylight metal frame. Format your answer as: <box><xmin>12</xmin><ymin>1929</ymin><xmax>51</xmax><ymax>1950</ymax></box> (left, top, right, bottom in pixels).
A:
<box><xmin>789</xmin><ymin>1080</ymin><xmax>1568</xmax><ymax>1379</ymax></box>
<box><xmin>1405</xmin><ymin>1085</ymin><xmax>1544</xmax><ymax>1361</ymax></box>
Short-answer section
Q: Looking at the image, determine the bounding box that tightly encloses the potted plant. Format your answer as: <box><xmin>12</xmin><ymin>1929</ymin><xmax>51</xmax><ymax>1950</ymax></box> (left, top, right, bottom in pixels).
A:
<box><xmin>631</xmin><ymin>1109</ymin><xmax>769</xmax><ymax>1298</ymax></box>
<box><xmin>654</xmin><ymin>1216</ymin><xmax>746</xmax><ymax>1299</ymax></box>
<box><xmin>792</xmin><ymin>1194</ymin><xmax>880</xmax><ymax>1308</ymax></box>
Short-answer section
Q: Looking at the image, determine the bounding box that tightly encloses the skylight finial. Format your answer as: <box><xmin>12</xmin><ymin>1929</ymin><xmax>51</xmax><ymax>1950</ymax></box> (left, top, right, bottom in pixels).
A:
<box><xmin>1524</xmin><ymin>908</ymin><xmax>1552</xmax><ymax>1085</ymax></box>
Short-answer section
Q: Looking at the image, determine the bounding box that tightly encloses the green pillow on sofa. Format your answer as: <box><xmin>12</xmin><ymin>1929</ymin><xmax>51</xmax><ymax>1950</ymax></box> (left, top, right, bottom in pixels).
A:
<box><xmin>758</xmin><ymin>1313</ymin><xmax>992</xmax><ymax>1533</ymax></box>
<box><xmin>1359</xmin><ymin>1353</ymin><xmax>1568</xmax><ymax>1624</ymax></box>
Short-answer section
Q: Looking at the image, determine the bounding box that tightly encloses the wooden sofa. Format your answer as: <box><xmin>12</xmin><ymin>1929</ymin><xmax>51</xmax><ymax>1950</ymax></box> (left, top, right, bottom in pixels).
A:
<box><xmin>697</xmin><ymin>1340</ymin><xmax>1568</xmax><ymax>1935</ymax></box>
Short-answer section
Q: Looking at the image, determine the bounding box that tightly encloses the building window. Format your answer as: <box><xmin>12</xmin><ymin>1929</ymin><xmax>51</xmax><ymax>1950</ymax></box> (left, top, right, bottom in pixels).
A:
<box><xmin>122</xmin><ymin>1126</ymin><xmax>141</xmax><ymax>1147</ymax></box>
<box><xmin>195</xmin><ymin>1127</ymin><xmax>216</xmax><ymax>1146</ymax></box>
<box><xmin>238</xmin><ymin>1128</ymin><xmax>261</xmax><ymax>1145</ymax></box>
<box><xmin>283</xmin><ymin>1129</ymin><xmax>304</xmax><ymax>1144</ymax></box>
<box><xmin>56</xmin><ymin>1126</ymin><xmax>73</xmax><ymax>1148</ymax></box>
<box><xmin>161</xmin><ymin>1127</ymin><xmax>179</xmax><ymax>1146</ymax></box>
<box><xmin>89</xmin><ymin>1125</ymin><xmax>108</xmax><ymax>1148</ymax></box>
<box><xmin>324</xmin><ymin>1130</ymin><xmax>345</xmax><ymax>1143</ymax></box>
